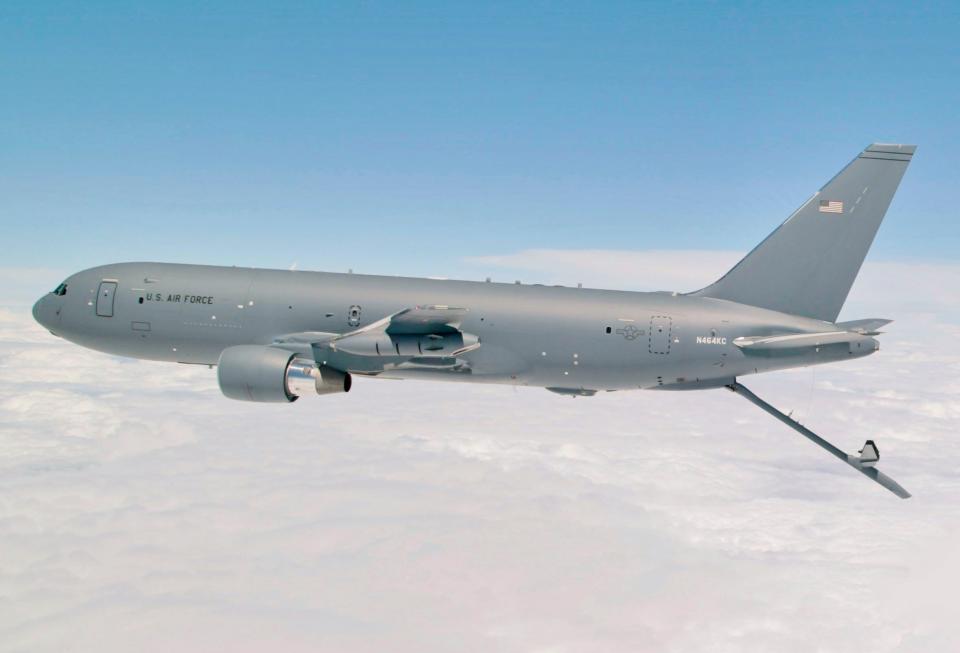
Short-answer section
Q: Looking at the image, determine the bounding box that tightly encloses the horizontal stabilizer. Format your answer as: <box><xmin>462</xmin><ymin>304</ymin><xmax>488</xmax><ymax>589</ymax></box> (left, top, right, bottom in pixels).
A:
<box><xmin>835</xmin><ymin>318</ymin><xmax>893</xmax><ymax>335</ymax></box>
<box><xmin>734</xmin><ymin>331</ymin><xmax>877</xmax><ymax>351</ymax></box>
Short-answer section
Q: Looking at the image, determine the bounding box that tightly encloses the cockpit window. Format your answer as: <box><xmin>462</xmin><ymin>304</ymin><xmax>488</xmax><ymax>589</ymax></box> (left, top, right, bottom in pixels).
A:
<box><xmin>52</xmin><ymin>283</ymin><xmax>68</xmax><ymax>296</ymax></box>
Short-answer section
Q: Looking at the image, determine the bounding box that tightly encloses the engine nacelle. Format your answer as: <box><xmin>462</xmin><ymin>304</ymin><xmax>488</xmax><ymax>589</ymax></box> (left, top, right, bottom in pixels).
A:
<box><xmin>217</xmin><ymin>345</ymin><xmax>351</xmax><ymax>403</ymax></box>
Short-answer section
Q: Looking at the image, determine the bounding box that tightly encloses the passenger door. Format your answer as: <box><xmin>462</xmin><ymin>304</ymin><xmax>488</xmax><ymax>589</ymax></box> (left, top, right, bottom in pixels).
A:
<box><xmin>96</xmin><ymin>281</ymin><xmax>118</xmax><ymax>317</ymax></box>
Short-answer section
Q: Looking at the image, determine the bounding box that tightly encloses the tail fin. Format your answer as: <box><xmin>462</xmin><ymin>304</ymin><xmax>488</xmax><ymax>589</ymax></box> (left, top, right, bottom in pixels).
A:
<box><xmin>692</xmin><ymin>143</ymin><xmax>915</xmax><ymax>322</ymax></box>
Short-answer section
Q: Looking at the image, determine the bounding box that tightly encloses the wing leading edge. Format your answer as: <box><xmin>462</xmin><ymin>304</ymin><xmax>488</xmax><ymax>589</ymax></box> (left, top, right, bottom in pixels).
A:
<box><xmin>313</xmin><ymin>305</ymin><xmax>480</xmax><ymax>374</ymax></box>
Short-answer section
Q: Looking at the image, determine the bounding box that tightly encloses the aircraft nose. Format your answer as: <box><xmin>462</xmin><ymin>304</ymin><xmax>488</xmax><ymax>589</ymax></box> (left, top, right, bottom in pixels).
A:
<box><xmin>32</xmin><ymin>296</ymin><xmax>45</xmax><ymax>325</ymax></box>
<box><xmin>33</xmin><ymin>295</ymin><xmax>59</xmax><ymax>332</ymax></box>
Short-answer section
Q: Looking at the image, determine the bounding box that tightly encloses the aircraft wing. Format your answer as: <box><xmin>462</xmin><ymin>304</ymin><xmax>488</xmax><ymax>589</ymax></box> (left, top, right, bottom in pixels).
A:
<box><xmin>273</xmin><ymin>305</ymin><xmax>480</xmax><ymax>374</ymax></box>
<box><xmin>384</xmin><ymin>305</ymin><xmax>468</xmax><ymax>334</ymax></box>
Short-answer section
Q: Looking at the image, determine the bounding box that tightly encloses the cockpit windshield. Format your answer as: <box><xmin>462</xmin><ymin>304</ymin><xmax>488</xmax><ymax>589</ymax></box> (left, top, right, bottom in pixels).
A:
<box><xmin>52</xmin><ymin>283</ymin><xmax>68</xmax><ymax>296</ymax></box>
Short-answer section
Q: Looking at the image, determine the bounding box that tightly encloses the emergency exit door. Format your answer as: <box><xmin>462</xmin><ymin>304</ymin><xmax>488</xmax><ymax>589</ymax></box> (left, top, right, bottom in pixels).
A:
<box><xmin>649</xmin><ymin>315</ymin><xmax>672</xmax><ymax>354</ymax></box>
<box><xmin>96</xmin><ymin>281</ymin><xmax>117</xmax><ymax>317</ymax></box>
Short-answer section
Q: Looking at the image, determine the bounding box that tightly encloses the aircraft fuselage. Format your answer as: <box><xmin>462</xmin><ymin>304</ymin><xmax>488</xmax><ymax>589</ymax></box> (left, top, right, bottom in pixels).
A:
<box><xmin>33</xmin><ymin>262</ymin><xmax>876</xmax><ymax>393</ymax></box>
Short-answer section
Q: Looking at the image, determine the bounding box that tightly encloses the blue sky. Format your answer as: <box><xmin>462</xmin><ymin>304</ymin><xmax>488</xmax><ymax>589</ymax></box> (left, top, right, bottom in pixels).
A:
<box><xmin>2</xmin><ymin>1</ymin><xmax>957</xmax><ymax>280</ymax></box>
<box><xmin>3</xmin><ymin>6</ymin><xmax>960</xmax><ymax>649</ymax></box>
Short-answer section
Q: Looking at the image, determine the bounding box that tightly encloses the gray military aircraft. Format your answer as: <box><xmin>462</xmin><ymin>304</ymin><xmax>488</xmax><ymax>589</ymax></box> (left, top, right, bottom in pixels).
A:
<box><xmin>34</xmin><ymin>143</ymin><xmax>915</xmax><ymax>497</ymax></box>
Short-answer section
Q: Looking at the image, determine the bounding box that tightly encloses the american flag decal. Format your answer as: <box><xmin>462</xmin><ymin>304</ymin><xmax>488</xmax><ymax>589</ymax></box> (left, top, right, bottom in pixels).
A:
<box><xmin>818</xmin><ymin>200</ymin><xmax>844</xmax><ymax>214</ymax></box>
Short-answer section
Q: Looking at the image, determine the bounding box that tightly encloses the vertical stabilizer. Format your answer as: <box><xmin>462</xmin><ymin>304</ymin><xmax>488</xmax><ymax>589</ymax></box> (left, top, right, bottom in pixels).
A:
<box><xmin>692</xmin><ymin>144</ymin><xmax>915</xmax><ymax>322</ymax></box>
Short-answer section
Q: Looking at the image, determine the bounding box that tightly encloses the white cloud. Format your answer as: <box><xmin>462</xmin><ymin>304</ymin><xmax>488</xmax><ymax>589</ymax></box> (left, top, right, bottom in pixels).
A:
<box><xmin>1</xmin><ymin>255</ymin><xmax>959</xmax><ymax>652</ymax></box>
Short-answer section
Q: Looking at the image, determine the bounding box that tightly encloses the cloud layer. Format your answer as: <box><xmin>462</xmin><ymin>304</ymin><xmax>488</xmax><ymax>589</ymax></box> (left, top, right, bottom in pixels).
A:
<box><xmin>2</xmin><ymin>254</ymin><xmax>959</xmax><ymax>652</ymax></box>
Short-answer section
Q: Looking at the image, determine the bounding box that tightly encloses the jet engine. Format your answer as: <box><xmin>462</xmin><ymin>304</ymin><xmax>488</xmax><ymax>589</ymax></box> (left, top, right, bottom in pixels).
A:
<box><xmin>217</xmin><ymin>345</ymin><xmax>351</xmax><ymax>403</ymax></box>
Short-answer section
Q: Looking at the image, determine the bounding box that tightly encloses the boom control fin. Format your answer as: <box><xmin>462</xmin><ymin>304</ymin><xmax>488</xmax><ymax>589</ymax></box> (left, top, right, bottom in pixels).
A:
<box><xmin>858</xmin><ymin>440</ymin><xmax>879</xmax><ymax>467</ymax></box>
<box><xmin>726</xmin><ymin>382</ymin><xmax>910</xmax><ymax>498</ymax></box>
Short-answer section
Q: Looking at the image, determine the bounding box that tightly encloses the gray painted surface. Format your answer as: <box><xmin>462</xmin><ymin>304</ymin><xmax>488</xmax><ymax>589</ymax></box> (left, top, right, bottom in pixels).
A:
<box><xmin>692</xmin><ymin>143</ymin><xmax>914</xmax><ymax>322</ymax></box>
<box><xmin>30</xmin><ymin>143</ymin><xmax>916</xmax><ymax>495</ymax></box>
<box><xmin>33</xmin><ymin>142</ymin><xmax>913</xmax><ymax>395</ymax></box>
<box><xmin>33</xmin><ymin>260</ymin><xmax>875</xmax><ymax>391</ymax></box>
<box><xmin>35</xmin><ymin>144</ymin><xmax>915</xmax><ymax>394</ymax></box>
